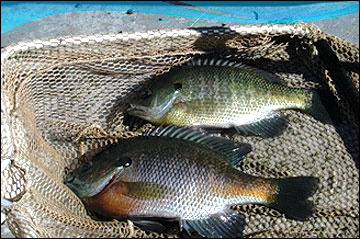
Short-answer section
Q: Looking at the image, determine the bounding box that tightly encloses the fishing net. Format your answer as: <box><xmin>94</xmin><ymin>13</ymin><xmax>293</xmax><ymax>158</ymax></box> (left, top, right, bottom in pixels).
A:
<box><xmin>1</xmin><ymin>23</ymin><xmax>359</xmax><ymax>238</ymax></box>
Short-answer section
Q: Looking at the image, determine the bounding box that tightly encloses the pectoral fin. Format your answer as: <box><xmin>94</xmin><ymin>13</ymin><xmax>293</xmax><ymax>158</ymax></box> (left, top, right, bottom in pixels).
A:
<box><xmin>123</xmin><ymin>182</ymin><xmax>175</xmax><ymax>200</ymax></box>
<box><xmin>181</xmin><ymin>209</ymin><xmax>246</xmax><ymax>238</ymax></box>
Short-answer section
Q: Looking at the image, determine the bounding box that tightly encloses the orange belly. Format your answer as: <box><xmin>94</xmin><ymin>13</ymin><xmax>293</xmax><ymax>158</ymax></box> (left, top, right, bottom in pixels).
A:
<box><xmin>83</xmin><ymin>180</ymin><xmax>136</xmax><ymax>218</ymax></box>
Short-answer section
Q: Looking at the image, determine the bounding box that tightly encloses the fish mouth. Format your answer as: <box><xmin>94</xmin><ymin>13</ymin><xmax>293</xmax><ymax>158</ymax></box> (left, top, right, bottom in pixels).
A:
<box><xmin>127</xmin><ymin>104</ymin><xmax>149</xmax><ymax>116</ymax></box>
<box><xmin>127</xmin><ymin>104</ymin><xmax>169</xmax><ymax>121</ymax></box>
<box><xmin>127</xmin><ymin>92</ymin><xmax>179</xmax><ymax>121</ymax></box>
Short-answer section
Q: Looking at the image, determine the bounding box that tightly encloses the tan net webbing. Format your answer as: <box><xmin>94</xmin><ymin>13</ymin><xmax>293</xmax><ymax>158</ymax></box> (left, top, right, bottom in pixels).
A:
<box><xmin>1</xmin><ymin>23</ymin><xmax>359</xmax><ymax>238</ymax></box>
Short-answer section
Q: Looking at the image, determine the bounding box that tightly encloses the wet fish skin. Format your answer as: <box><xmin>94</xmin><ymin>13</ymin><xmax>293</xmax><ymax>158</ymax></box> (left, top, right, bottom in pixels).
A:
<box><xmin>64</xmin><ymin>126</ymin><xmax>319</xmax><ymax>238</ymax></box>
<box><xmin>64</xmin><ymin>153</ymin><xmax>129</xmax><ymax>198</ymax></box>
<box><xmin>127</xmin><ymin>59</ymin><xmax>328</xmax><ymax>137</ymax></box>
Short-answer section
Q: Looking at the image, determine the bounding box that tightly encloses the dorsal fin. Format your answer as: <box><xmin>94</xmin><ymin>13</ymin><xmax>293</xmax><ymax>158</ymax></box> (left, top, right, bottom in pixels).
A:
<box><xmin>144</xmin><ymin>125</ymin><xmax>251</xmax><ymax>165</ymax></box>
<box><xmin>186</xmin><ymin>55</ymin><xmax>284</xmax><ymax>84</ymax></box>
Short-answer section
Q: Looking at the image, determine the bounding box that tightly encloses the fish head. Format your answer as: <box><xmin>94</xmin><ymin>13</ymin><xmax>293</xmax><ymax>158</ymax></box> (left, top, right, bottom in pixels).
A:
<box><xmin>64</xmin><ymin>148</ymin><xmax>132</xmax><ymax>198</ymax></box>
<box><xmin>127</xmin><ymin>78</ymin><xmax>182</xmax><ymax>121</ymax></box>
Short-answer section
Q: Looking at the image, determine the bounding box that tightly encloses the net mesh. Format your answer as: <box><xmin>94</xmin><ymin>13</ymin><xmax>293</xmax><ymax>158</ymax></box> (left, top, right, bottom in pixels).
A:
<box><xmin>1</xmin><ymin>23</ymin><xmax>359</xmax><ymax>238</ymax></box>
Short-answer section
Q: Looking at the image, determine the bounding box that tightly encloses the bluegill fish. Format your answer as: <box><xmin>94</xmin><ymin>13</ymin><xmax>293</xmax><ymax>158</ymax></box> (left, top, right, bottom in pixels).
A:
<box><xmin>64</xmin><ymin>125</ymin><xmax>319</xmax><ymax>238</ymax></box>
<box><xmin>127</xmin><ymin>57</ymin><xmax>329</xmax><ymax>137</ymax></box>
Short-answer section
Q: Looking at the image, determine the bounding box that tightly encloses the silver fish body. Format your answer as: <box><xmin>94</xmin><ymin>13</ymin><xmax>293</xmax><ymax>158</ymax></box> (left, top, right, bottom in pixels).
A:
<box><xmin>65</xmin><ymin>126</ymin><xmax>319</xmax><ymax>237</ymax></box>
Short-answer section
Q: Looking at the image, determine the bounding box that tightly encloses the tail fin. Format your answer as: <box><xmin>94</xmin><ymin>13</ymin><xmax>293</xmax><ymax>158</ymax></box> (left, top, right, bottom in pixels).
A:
<box><xmin>268</xmin><ymin>176</ymin><xmax>319</xmax><ymax>221</ymax></box>
<box><xmin>305</xmin><ymin>89</ymin><xmax>332</xmax><ymax>124</ymax></box>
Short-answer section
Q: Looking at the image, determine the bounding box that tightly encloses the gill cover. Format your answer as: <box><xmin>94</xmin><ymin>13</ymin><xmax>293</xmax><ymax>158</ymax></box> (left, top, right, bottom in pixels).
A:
<box><xmin>127</xmin><ymin>77</ymin><xmax>183</xmax><ymax>121</ymax></box>
<box><xmin>64</xmin><ymin>156</ymin><xmax>132</xmax><ymax>198</ymax></box>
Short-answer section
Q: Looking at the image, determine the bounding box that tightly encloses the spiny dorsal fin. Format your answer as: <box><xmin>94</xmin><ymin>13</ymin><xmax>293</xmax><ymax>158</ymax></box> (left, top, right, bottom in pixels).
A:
<box><xmin>187</xmin><ymin>55</ymin><xmax>284</xmax><ymax>84</ymax></box>
<box><xmin>145</xmin><ymin>125</ymin><xmax>251</xmax><ymax>165</ymax></box>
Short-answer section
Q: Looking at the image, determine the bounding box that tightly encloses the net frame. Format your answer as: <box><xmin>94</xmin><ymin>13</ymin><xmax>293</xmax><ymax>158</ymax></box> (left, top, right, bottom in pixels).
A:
<box><xmin>1</xmin><ymin>23</ymin><xmax>359</xmax><ymax>238</ymax></box>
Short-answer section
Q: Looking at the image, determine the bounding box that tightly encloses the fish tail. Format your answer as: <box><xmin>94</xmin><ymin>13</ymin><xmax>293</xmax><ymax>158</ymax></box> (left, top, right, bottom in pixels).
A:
<box><xmin>304</xmin><ymin>89</ymin><xmax>331</xmax><ymax>123</ymax></box>
<box><xmin>268</xmin><ymin>176</ymin><xmax>319</xmax><ymax>221</ymax></box>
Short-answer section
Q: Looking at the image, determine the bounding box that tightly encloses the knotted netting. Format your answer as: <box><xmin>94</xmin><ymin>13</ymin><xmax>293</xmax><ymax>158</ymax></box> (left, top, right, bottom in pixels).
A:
<box><xmin>1</xmin><ymin>23</ymin><xmax>359</xmax><ymax>238</ymax></box>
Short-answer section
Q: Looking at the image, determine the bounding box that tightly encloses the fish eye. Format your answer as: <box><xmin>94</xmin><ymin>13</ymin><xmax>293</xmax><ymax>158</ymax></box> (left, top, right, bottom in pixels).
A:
<box><xmin>116</xmin><ymin>157</ymin><xmax>132</xmax><ymax>168</ymax></box>
<box><xmin>174</xmin><ymin>83</ymin><xmax>182</xmax><ymax>90</ymax></box>
<box><xmin>169</xmin><ymin>226</ymin><xmax>179</xmax><ymax>234</ymax></box>
<box><xmin>140</xmin><ymin>90</ymin><xmax>152</xmax><ymax>99</ymax></box>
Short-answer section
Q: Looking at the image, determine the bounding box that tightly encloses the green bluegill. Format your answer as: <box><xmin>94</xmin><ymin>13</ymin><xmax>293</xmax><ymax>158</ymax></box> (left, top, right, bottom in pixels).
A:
<box><xmin>64</xmin><ymin>125</ymin><xmax>319</xmax><ymax>238</ymax></box>
<box><xmin>127</xmin><ymin>57</ymin><xmax>329</xmax><ymax>137</ymax></box>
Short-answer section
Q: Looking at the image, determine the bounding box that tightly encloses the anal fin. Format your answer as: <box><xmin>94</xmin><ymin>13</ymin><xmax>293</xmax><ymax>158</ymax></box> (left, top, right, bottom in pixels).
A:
<box><xmin>235</xmin><ymin>113</ymin><xmax>288</xmax><ymax>138</ymax></box>
<box><xmin>181</xmin><ymin>209</ymin><xmax>246</xmax><ymax>238</ymax></box>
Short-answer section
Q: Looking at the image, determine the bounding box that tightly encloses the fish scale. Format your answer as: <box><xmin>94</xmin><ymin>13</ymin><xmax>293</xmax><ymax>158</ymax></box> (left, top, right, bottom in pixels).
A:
<box><xmin>65</xmin><ymin>125</ymin><xmax>319</xmax><ymax>238</ymax></box>
<box><xmin>121</xmin><ymin>147</ymin><xmax>224</xmax><ymax>219</ymax></box>
<box><xmin>178</xmin><ymin>66</ymin><xmax>305</xmax><ymax>122</ymax></box>
<box><xmin>127</xmin><ymin>60</ymin><xmax>328</xmax><ymax>138</ymax></box>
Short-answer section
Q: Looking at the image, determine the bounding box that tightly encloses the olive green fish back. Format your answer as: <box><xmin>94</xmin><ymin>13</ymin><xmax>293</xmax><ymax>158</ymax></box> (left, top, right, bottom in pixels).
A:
<box><xmin>1</xmin><ymin>23</ymin><xmax>359</xmax><ymax>238</ymax></box>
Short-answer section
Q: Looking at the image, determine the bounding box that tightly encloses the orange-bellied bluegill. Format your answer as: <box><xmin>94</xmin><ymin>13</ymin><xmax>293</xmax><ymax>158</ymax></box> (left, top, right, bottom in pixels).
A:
<box><xmin>127</xmin><ymin>57</ymin><xmax>329</xmax><ymax>137</ymax></box>
<box><xmin>64</xmin><ymin>125</ymin><xmax>319</xmax><ymax>238</ymax></box>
